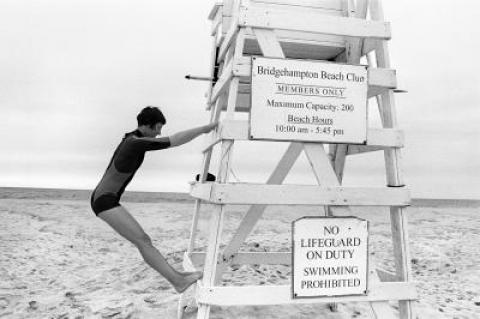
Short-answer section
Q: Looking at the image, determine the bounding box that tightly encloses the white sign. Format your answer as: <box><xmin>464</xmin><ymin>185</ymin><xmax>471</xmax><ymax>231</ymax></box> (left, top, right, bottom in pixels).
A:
<box><xmin>292</xmin><ymin>217</ymin><xmax>369</xmax><ymax>298</ymax></box>
<box><xmin>250</xmin><ymin>57</ymin><xmax>368</xmax><ymax>144</ymax></box>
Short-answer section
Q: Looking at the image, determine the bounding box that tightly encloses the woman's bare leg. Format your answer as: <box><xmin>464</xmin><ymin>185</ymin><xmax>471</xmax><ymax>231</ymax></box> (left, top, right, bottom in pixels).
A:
<box><xmin>98</xmin><ymin>205</ymin><xmax>202</xmax><ymax>293</ymax></box>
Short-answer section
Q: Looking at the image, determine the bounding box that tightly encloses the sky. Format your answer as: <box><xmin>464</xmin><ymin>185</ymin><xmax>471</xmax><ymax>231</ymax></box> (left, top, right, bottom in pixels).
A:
<box><xmin>0</xmin><ymin>0</ymin><xmax>479</xmax><ymax>199</ymax></box>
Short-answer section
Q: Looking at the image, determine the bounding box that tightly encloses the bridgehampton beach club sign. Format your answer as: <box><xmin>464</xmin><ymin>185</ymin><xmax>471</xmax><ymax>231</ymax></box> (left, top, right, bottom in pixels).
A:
<box><xmin>292</xmin><ymin>217</ymin><xmax>369</xmax><ymax>298</ymax></box>
<box><xmin>250</xmin><ymin>57</ymin><xmax>368</xmax><ymax>144</ymax></box>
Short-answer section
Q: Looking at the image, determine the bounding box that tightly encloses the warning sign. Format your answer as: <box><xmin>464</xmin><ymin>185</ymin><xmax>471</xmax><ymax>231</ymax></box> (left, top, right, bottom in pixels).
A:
<box><xmin>292</xmin><ymin>217</ymin><xmax>369</xmax><ymax>298</ymax></box>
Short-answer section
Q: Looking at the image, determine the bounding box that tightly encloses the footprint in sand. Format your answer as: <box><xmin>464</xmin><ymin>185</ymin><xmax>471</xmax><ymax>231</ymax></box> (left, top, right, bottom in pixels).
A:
<box><xmin>157</xmin><ymin>281</ymin><xmax>171</xmax><ymax>291</ymax></box>
<box><xmin>0</xmin><ymin>297</ymin><xmax>9</xmax><ymax>309</ymax></box>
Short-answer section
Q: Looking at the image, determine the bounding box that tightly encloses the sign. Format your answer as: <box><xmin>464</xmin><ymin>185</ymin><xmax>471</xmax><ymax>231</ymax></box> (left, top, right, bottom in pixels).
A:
<box><xmin>250</xmin><ymin>57</ymin><xmax>368</xmax><ymax>144</ymax></box>
<box><xmin>292</xmin><ymin>217</ymin><xmax>369</xmax><ymax>298</ymax></box>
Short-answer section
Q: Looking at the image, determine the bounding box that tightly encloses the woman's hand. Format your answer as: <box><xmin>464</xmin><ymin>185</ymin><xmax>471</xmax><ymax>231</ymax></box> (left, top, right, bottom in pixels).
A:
<box><xmin>203</xmin><ymin>121</ymin><xmax>218</xmax><ymax>133</ymax></box>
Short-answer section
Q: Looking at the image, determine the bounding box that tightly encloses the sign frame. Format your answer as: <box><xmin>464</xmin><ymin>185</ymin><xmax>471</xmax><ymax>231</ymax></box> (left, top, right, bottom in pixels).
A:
<box><xmin>291</xmin><ymin>216</ymin><xmax>370</xmax><ymax>299</ymax></box>
<box><xmin>248</xmin><ymin>56</ymin><xmax>369</xmax><ymax>145</ymax></box>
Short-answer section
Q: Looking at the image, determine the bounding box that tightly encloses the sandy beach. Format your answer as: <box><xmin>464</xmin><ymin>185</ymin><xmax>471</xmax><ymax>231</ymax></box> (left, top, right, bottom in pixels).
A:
<box><xmin>0</xmin><ymin>188</ymin><xmax>479</xmax><ymax>318</ymax></box>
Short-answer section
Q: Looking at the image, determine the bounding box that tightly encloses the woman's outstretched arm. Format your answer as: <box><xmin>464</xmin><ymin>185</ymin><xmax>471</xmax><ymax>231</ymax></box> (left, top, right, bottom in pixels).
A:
<box><xmin>169</xmin><ymin>122</ymin><xmax>217</xmax><ymax>147</ymax></box>
<box><xmin>127</xmin><ymin>122</ymin><xmax>218</xmax><ymax>151</ymax></box>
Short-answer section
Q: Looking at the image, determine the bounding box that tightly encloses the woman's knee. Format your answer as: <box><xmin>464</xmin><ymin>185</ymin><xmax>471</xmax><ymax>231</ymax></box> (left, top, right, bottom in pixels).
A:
<box><xmin>133</xmin><ymin>233</ymin><xmax>153</xmax><ymax>248</ymax></box>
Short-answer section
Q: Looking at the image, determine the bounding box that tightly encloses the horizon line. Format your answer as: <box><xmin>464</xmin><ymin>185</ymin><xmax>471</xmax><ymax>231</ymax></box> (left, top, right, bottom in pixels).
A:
<box><xmin>0</xmin><ymin>185</ymin><xmax>478</xmax><ymax>202</ymax></box>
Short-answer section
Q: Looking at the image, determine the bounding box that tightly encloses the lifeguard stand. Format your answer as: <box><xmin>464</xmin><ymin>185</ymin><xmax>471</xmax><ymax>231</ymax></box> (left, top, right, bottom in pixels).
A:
<box><xmin>179</xmin><ymin>1</ymin><xmax>417</xmax><ymax>318</ymax></box>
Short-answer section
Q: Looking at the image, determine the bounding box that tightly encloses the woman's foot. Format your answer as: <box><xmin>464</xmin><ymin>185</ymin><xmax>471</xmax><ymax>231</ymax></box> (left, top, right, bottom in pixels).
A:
<box><xmin>173</xmin><ymin>271</ymin><xmax>203</xmax><ymax>293</ymax></box>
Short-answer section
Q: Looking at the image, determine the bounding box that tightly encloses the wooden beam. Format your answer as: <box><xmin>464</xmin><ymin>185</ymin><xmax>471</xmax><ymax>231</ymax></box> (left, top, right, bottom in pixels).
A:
<box><xmin>197</xmin><ymin>282</ymin><xmax>418</xmax><ymax>306</ymax></box>
<box><xmin>209</xmin><ymin>3</ymin><xmax>223</xmax><ymax>35</ymax></box>
<box><xmin>303</xmin><ymin>144</ymin><xmax>338</xmax><ymax>185</ymax></box>
<box><xmin>218</xmin><ymin>17</ymin><xmax>239</xmax><ymax>63</ymax></box>
<box><xmin>213</xmin><ymin>120</ymin><xmax>404</xmax><ymax>148</ymax></box>
<box><xmin>376</xmin><ymin>267</ymin><xmax>398</xmax><ymax>282</ymax></box>
<box><xmin>239</xmin><ymin>6</ymin><xmax>391</xmax><ymax>39</ymax></box>
<box><xmin>190</xmin><ymin>183</ymin><xmax>410</xmax><ymax>206</ymax></box>
<box><xmin>208</xmin><ymin>3</ymin><xmax>222</xmax><ymax>21</ymax></box>
<box><xmin>249</xmin><ymin>0</ymin><xmax>343</xmax><ymax>11</ymax></box>
<box><xmin>182</xmin><ymin>252</ymin><xmax>198</xmax><ymax>272</ymax></box>
<box><xmin>348</xmin><ymin>145</ymin><xmax>386</xmax><ymax>155</ymax></box>
<box><xmin>253</xmin><ymin>28</ymin><xmax>286</xmax><ymax>58</ymax></box>
<box><xmin>369</xmin><ymin>268</ymin><xmax>398</xmax><ymax>319</ymax></box>
<box><xmin>370</xmin><ymin>0</ymin><xmax>416</xmax><ymax>318</ymax></box>
<box><xmin>209</xmin><ymin>59</ymin><xmax>233</xmax><ymax>105</ymax></box>
<box><xmin>190</xmin><ymin>251</ymin><xmax>291</xmax><ymax>266</ymax></box>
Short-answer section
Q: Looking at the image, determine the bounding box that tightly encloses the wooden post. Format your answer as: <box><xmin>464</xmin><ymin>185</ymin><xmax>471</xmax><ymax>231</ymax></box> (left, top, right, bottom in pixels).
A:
<box><xmin>370</xmin><ymin>1</ymin><xmax>414</xmax><ymax>318</ymax></box>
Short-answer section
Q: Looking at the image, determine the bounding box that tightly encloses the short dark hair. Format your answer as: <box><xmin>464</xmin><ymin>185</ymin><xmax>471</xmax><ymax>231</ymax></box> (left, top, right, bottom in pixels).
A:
<box><xmin>137</xmin><ymin>106</ymin><xmax>166</xmax><ymax>128</ymax></box>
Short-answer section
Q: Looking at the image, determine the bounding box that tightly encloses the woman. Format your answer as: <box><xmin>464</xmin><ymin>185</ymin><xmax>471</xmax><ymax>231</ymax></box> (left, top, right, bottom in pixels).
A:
<box><xmin>90</xmin><ymin>106</ymin><xmax>217</xmax><ymax>293</ymax></box>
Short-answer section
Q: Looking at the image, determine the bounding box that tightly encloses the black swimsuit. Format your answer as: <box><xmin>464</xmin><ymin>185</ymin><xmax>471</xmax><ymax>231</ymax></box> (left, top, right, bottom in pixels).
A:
<box><xmin>90</xmin><ymin>129</ymin><xmax>170</xmax><ymax>215</ymax></box>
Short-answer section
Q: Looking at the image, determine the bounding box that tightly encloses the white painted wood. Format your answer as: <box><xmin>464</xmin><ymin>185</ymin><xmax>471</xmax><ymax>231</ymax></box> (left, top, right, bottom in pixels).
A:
<box><xmin>251</xmin><ymin>0</ymin><xmax>344</xmax><ymax>11</ymax></box>
<box><xmin>182</xmin><ymin>252</ymin><xmax>198</xmax><ymax>272</ymax></box>
<box><xmin>371</xmin><ymin>301</ymin><xmax>398</xmax><ymax>319</ymax></box>
<box><xmin>376</xmin><ymin>267</ymin><xmax>398</xmax><ymax>282</ymax></box>
<box><xmin>223</xmin><ymin>0</ymin><xmax>234</xmax><ymax>16</ymax></box>
<box><xmin>190</xmin><ymin>183</ymin><xmax>411</xmax><ymax>206</ymax></box>
<box><xmin>213</xmin><ymin>120</ymin><xmax>404</xmax><ymax>148</ymax></box>
<box><xmin>183</xmin><ymin>32</ymin><xmax>231</xmax><ymax>319</ymax></box>
<box><xmin>197</xmin><ymin>282</ymin><xmax>418</xmax><ymax>306</ymax></box>
<box><xmin>253</xmin><ymin>28</ymin><xmax>286</xmax><ymax>58</ymax></box>
<box><xmin>389</xmin><ymin>206</ymin><xmax>414</xmax><ymax>319</ymax></box>
<box><xmin>209</xmin><ymin>4</ymin><xmax>223</xmax><ymax>36</ymax></box>
<box><xmin>209</xmin><ymin>59</ymin><xmax>233</xmax><ymax>105</ymax></box>
<box><xmin>187</xmin><ymin>200</ymin><xmax>202</xmax><ymax>254</ymax></box>
<box><xmin>186</xmin><ymin>24</ymin><xmax>224</xmax><ymax>267</ymax></box>
<box><xmin>370</xmin><ymin>1</ymin><xmax>415</xmax><ymax>318</ymax></box>
<box><xmin>217</xmin><ymin>0</ymin><xmax>241</xmax><ymax>62</ymax></box>
<box><xmin>196</xmin><ymin>206</ymin><xmax>225</xmax><ymax>319</ymax></box>
<box><xmin>208</xmin><ymin>3</ymin><xmax>222</xmax><ymax>21</ymax></box>
<box><xmin>348</xmin><ymin>145</ymin><xmax>387</xmax><ymax>155</ymax></box>
<box><xmin>370</xmin><ymin>290</ymin><xmax>398</xmax><ymax>319</ymax></box>
<box><xmin>363</xmin><ymin>38</ymin><xmax>379</xmax><ymax>55</ymax></box>
<box><xmin>333</xmin><ymin>144</ymin><xmax>348</xmax><ymax>182</ymax></box>
<box><xmin>197</xmin><ymin>135</ymin><xmax>232</xmax><ymax>318</ymax></box>
<box><xmin>190</xmin><ymin>251</ymin><xmax>291</xmax><ymax>266</ymax></box>
<box><xmin>368</xmin><ymin>266</ymin><xmax>398</xmax><ymax>319</ymax></box>
<box><xmin>197</xmin><ymin>29</ymin><xmax>244</xmax><ymax>315</ymax></box>
<box><xmin>225</xmin><ymin>77</ymin><xmax>240</xmax><ymax>117</ymax></box>
<box><xmin>202</xmin><ymin>138</ymin><xmax>222</xmax><ymax>154</ymax></box>
<box><xmin>245</xmin><ymin>36</ymin><xmax>344</xmax><ymax>60</ymax></box>
<box><xmin>211</xmin><ymin>29</ymin><xmax>292</xmax><ymax>285</ymax></box>
<box><xmin>218</xmin><ymin>17</ymin><xmax>239</xmax><ymax>63</ymax></box>
<box><xmin>219</xmin><ymin>142</ymin><xmax>303</xmax><ymax>267</ymax></box>
<box><xmin>251</xmin><ymin>2</ymin><xmax>344</xmax><ymax>18</ymax></box>
<box><xmin>216</xmin><ymin>121</ymin><xmax>235</xmax><ymax>181</ymax></box>
<box><xmin>234</xmin><ymin>29</ymin><xmax>246</xmax><ymax>58</ymax></box>
<box><xmin>303</xmin><ymin>144</ymin><xmax>339</xmax><ymax>185</ymax></box>
<box><xmin>239</xmin><ymin>6</ymin><xmax>391</xmax><ymax>39</ymax></box>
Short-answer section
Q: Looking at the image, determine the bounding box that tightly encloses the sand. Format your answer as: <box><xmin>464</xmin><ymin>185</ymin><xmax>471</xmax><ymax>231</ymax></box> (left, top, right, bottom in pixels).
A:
<box><xmin>0</xmin><ymin>188</ymin><xmax>479</xmax><ymax>318</ymax></box>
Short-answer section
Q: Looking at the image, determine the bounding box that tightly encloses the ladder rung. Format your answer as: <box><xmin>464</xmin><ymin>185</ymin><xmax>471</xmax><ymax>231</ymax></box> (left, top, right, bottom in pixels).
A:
<box><xmin>191</xmin><ymin>183</ymin><xmax>410</xmax><ymax>206</ymax></box>
<box><xmin>239</xmin><ymin>6</ymin><xmax>391</xmax><ymax>40</ymax></box>
<box><xmin>197</xmin><ymin>282</ymin><xmax>417</xmax><ymax>306</ymax></box>
<box><xmin>204</xmin><ymin>120</ymin><xmax>404</xmax><ymax>149</ymax></box>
